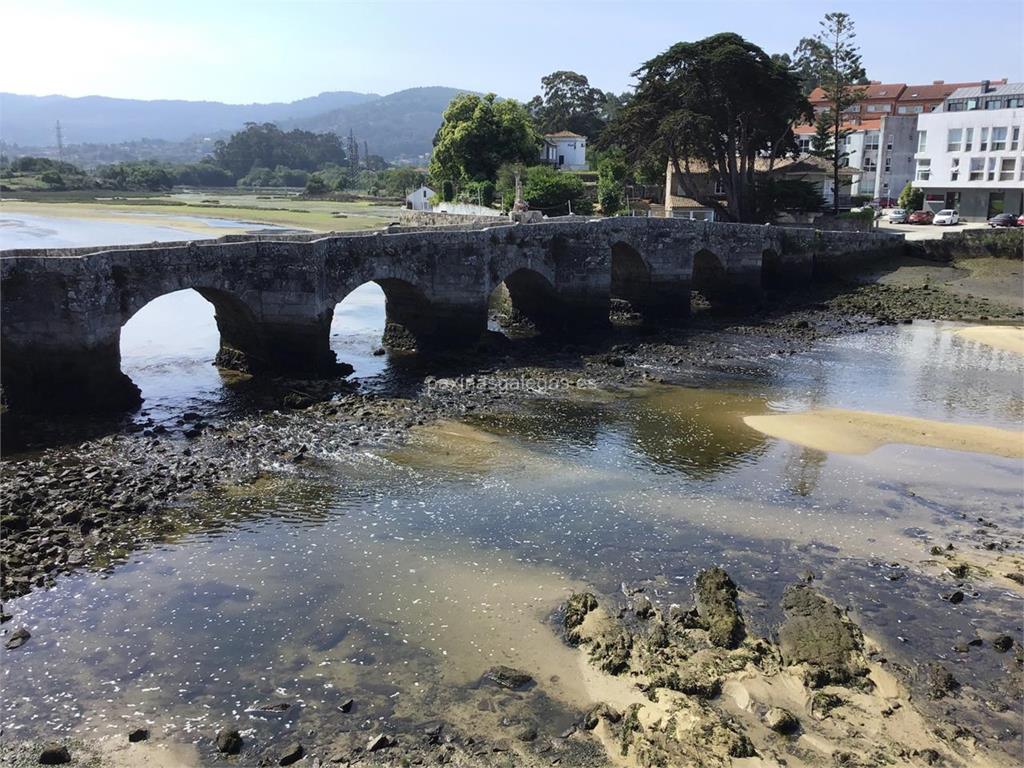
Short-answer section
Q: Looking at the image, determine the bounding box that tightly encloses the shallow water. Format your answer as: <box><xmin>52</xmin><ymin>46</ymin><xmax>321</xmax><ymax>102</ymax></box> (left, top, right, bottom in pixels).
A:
<box><xmin>120</xmin><ymin>284</ymin><xmax>390</xmax><ymax>426</ymax></box>
<box><xmin>0</xmin><ymin>210</ymin><xmax>294</xmax><ymax>250</ymax></box>
<box><xmin>2</xmin><ymin>321</ymin><xmax>1022</xmax><ymax>759</ymax></box>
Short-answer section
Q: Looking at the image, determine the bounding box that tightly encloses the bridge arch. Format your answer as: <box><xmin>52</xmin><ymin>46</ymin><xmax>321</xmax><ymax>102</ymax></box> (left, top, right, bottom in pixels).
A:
<box><xmin>120</xmin><ymin>285</ymin><xmax>265</xmax><ymax>373</ymax></box>
<box><xmin>691</xmin><ymin>248</ymin><xmax>729</xmax><ymax>304</ymax></box>
<box><xmin>328</xmin><ymin>277</ymin><xmax>436</xmax><ymax>354</ymax></box>
<box><xmin>609</xmin><ymin>241</ymin><xmax>652</xmax><ymax>322</ymax></box>
<box><xmin>761</xmin><ymin>248</ymin><xmax>782</xmax><ymax>287</ymax></box>
<box><xmin>489</xmin><ymin>267</ymin><xmax>564</xmax><ymax>336</ymax></box>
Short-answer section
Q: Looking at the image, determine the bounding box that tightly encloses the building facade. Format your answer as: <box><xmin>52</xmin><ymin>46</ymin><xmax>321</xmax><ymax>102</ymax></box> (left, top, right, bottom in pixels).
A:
<box><xmin>801</xmin><ymin>79</ymin><xmax>1007</xmax><ymax>203</ymax></box>
<box><xmin>405</xmin><ymin>185</ymin><xmax>435</xmax><ymax>211</ymax></box>
<box><xmin>541</xmin><ymin>131</ymin><xmax>588</xmax><ymax>170</ymax></box>
<box><xmin>912</xmin><ymin>83</ymin><xmax>1024</xmax><ymax>220</ymax></box>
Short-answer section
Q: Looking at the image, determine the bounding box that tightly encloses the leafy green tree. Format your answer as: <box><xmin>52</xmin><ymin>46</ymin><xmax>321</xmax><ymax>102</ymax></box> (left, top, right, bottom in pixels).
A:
<box><xmin>897</xmin><ymin>181</ymin><xmax>923</xmax><ymax>211</ymax></box>
<box><xmin>603</xmin><ymin>33</ymin><xmax>809</xmax><ymax>223</ymax></box>
<box><xmin>596</xmin><ymin>149</ymin><xmax>628</xmax><ymax>215</ymax></box>
<box><xmin>521</xmin><ymin>165</ymin><xmax>592</xmax><ymax>216</ymax></box>
<box><xmin>97</xmin><ymin>161</ymin><xmax>175</xmax><ymax>191</ymax></box>
<box><xmin>383</xmin><ymin>166</ymin><xmax>425</xmax><ymax>196</ymax></box>
<box><xmin>39</xmin><ymin>169</ymin><xmax>65</xmax><ymax>189</ymax></box>
<box><xmin>457</xmin><ymin>179</ymin><xmax>496</xmax><ymax>207</ymax></box>
<box><xmin>305</xmin><ymin>173</ymin><xmax>329</xmax><ymax>195</ymax></box>
<box><xmin>429</xmin><ymin>94</ymin><xmax>539</xmax><ymax>201</ymax></box>
<box><xmin>799</xmin><ymin>13</ymin><xmax>866</xmax><ymax>214</ymax></box>
<box><xmin>756</xmin><ymin>178</ymin><xmax>824</xmax><ymax>220</ymax></box>
<box><xmin>528</xmin><ymin>71</ymin><xmax>607</xmax><ymax>139</ymax></box>
<box><xmin>173</xmin><ymin>162</ymin><xmax>234</xmax><ymax>186</ymax></box>
<box><xmin>213</xmin><ymin>123</ymin><xmax>346</xmax><ymax>177</ymax></box>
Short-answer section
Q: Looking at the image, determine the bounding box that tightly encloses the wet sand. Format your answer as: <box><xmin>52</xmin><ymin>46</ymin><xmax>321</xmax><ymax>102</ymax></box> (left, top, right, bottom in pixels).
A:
<box><xmin>743</xmin><ymin>408</ymin><xmax>1024</xmax><ymax>459</ymax></box>
<box><xmin>955</xmin><ymin>325</ymin><xmax>1024</xmax><ymax>355</ymax></box>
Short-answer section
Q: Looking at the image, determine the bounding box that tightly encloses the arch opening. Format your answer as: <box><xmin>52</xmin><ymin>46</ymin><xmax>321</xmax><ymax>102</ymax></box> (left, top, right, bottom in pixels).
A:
<box><xmin>691</xmin><ymin>248</ymin><xmax>729</xmax><ymax>308</ymax></box>
<box><xmin>761</xmin><ymin>249</ymin><xmax>782</xmax><ymax>287</ymax></box>
<box><xmin>119</xmin><ymin>287</ymin><xmax>257</xmax><ymax>421</ymax></box>
<box><xmin>610</xmin><ymin>242</ymin><xmax>652</xmax><ymax>324</ymax></box>
<box><xmin>488</xmin><ymin>268</ymin><xmax>562</xmax><ymax>337</ymax></box>
<box><xmin>328</xmin><ymin>278</ymin><xmax>433</xmax><ymax>372</ymax></box>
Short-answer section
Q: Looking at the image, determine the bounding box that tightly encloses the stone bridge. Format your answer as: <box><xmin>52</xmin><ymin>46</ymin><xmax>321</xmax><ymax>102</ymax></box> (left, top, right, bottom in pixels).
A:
<box><xmin>0</xmin><ymin>217</ymin><xmax>903</xmax><ymax>412</ymax></box>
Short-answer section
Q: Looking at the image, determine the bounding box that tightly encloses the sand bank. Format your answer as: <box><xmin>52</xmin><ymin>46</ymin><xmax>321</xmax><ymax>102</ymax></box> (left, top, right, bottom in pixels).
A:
<box><xmin>743</xmin><ymin>408</ymin><xmax>1024</xmax><ymax>459</ymax></box>
<box><xmin>955</xmin><ymin>325</ymin><xmax>1024</xmax><ymax>355</ymax></box>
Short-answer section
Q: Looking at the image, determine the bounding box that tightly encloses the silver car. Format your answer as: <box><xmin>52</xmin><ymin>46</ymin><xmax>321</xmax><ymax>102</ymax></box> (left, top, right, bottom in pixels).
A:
<box><xmin>888</xmin><ymin>208</ymin><xmax>908</xmax><ymax>223</ymax></box>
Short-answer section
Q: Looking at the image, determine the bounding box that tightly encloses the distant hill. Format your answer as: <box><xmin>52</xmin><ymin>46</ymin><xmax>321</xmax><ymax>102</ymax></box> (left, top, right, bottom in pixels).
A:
<box><xmin>0</xmin><ymin>91</ymin><xmax>379</xmax><ymax>146</ymax></box>
<box><xmin>1</xmin><ymin>86</ymin><xmax>476</xmax><ymax>162</ymax></box>
<box><xmin>287</xmin><ymin>86</ymin><xmax>477</xmax><ymax>161</ymax></box>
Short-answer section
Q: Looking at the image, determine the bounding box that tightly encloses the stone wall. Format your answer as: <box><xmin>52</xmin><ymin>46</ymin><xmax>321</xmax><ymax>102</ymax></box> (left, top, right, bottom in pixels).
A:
<box><xmin>1</xmin><ymin>217</ymin><xmax>905</xmax><ymax>413</ymax></box>
<box><xmin>397</xmin><ymin>210</ymin><xmax>510</xmax><ymax>228</ymax></box>
<box><xmin>915</xmin><ymin>228</ymin><xmax>1024</xmax><ymax>262</ymax></box>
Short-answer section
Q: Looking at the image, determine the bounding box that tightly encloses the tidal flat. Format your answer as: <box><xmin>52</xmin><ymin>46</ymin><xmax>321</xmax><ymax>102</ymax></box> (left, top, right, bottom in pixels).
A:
<box><xmin>1</xmin><ymin>252</ymin><xmax>1023</xmax><ymax>767</ymax></box>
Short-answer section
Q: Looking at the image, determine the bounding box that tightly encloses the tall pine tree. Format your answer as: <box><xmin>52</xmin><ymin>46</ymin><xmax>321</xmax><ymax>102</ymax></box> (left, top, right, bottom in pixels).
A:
<box><xmin>806</xmin><ymin>13</ymin><xmax>866</xmax><ymax>214</ymax></box>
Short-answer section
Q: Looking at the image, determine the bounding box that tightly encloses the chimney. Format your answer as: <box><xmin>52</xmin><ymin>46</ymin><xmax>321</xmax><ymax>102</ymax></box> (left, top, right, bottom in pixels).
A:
<box><xmin>981</xmin><ymin>79</ymin><xmax>991</xmax><ymax>93</ymax></box>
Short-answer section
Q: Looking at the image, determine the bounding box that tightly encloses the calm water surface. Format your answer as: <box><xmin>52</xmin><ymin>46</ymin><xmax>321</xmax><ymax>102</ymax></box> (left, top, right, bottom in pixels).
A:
<box><xmin>2</xmin><ymin>273</ymin><xmax>1022</xmax><ymax>757</ymax></box>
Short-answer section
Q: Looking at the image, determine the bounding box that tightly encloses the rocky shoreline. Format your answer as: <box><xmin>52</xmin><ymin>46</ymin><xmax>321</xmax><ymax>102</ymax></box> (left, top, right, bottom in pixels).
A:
<box><xmin>2</xmin><ymin>259</ymin><xmax>1021</xmax><ymax>598</ymax></box>
<box><xmin>1</xmin><ymin>255</ymin><xmax>1022</xmax><ymax>766</ymax></box>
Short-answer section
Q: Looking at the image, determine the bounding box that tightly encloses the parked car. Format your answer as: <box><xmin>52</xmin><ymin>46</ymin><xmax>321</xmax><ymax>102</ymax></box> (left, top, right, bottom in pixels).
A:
<box><xmin>988</xmin><ymin>213</ymin><xmax>1019</xmax><ymax>227</ymax></box>
<box><xmin>1018</xmin><ymin>214</ymin><xmax>1024</xmax><ymax>226</ymax></box>
<box><xmin>907</xmin><ymin>210</ymin><xmax>934</xmax><ymax>225</ymax></box>
<box><xmin>933</xmin><ymin>209</ymin><xmax>960</xmax><ymax>226</ymax></box>
<box><xmin>888</xmin><ymin>208</ymin><xmax>908</xmax><ymax>223</ymax></box>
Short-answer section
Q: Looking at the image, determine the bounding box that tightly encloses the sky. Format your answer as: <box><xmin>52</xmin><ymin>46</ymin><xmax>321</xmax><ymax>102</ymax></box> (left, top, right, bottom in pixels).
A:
<box><xmin>2</xmin><ymin>0</ymin><xmax>1022</xmax><ymax>103</ymax></box>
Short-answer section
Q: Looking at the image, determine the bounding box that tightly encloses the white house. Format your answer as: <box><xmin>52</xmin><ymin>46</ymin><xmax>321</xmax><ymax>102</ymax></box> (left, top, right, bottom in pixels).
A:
<box><xmin>541</xmin><ymin>131</ymin><xmax>588</xmax><ymax>171</ymax></box>
<box><xmin>405</xmin><ymin>185</ymin><xmax>435</xmax><ymax>211</ymax></box>
<box><xmin>912</xmin><ymin>83</ymin><xmax>1024</xmax><ymax>220</ymax></box>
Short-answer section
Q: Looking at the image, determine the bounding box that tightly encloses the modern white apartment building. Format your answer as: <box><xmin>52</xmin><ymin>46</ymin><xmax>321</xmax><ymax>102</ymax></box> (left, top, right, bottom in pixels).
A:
<box><xmin>797</xmin><ymin>79</ymin><xmax>1006</xmax><ymax>204</ymax></box>
<box><xmin>912</xmin><ymin>83</ymin><xmax>1024</xmax><ymax>220</ymax></box>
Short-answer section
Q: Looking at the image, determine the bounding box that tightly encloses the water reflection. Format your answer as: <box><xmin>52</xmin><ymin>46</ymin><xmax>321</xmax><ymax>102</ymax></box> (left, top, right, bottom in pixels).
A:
<box><xmin>2</xmin><ymin>322</ymin><xmax>1022</xmax><ymax>760</ymax></box>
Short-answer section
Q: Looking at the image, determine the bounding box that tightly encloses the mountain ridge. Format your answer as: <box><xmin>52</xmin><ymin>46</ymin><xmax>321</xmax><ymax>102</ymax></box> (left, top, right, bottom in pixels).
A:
<box><xmin>0</xmin><ymin>87</ymin><xmax>478</xmax><ymax>161</ymax></box>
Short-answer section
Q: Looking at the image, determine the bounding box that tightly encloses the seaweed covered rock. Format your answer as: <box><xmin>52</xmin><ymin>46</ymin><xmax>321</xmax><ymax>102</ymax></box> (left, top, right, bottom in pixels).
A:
<box><xmin>564</xmin><ymin>592</ymin><xmax>598</xmax><ymax>643</ymax></box>
<box><xmin>778</xmin><ymin>584</ymin><xmax>864</xmax><ymax>687</ymax></box>
<box><xmin>694</xmin><ymin>567</ymin><xmax>745</xmax><ymax>649</ymax></box>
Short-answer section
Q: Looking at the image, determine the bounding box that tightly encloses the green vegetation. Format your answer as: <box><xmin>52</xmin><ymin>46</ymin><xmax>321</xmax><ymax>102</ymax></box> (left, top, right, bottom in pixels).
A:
<box><xmin>596</xmin><ymin>149</ymin><xmax>628</xmax><ymax>214</ymax></box>
<box><xmin>212</xmin><ymin>122</ymin><xmax>347</xmax><ymax>177</ymax></box>
<box><xmin>494</xmin><ymin>164</ymin><xmax>592</xmax><ymax>215</ymax></box>
<box><xmin>801</xmin><ymin>13</ymin><xmax>866</xmax><ymax>215</ymax></box>
<box><xmin>898</xmin><ymin>181</ymin><xmax>923</xmax><ymax>212</ymax></box>
<box><xmin>602</xmin><ymin>33</ymin><xmax>808</xmax><ymax>223</ymax></box>
<box><xmin>527</xmin><ymin>71</ymin><xmax>627</xmax><ymax>142</ymax></box>
<box><xmin>429</xmin><ymin>93</ymin><xmax>539</xmax><ymax>201</ymax></box>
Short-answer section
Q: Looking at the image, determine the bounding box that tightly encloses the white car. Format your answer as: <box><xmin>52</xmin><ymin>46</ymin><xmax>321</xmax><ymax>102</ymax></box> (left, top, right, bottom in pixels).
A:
<box><xmin>934</xmin><ymin>209</ymin><xmax>959</xmax><ymax>225</ymax></box>
<box><xmin>888</xmin><ymin>208</ymin><xmax>908</xmax><ymax>223</ymax></box>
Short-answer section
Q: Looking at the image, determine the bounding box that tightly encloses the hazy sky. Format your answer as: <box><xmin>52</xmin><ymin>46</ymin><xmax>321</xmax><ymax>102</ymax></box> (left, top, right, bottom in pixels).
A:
<box><xmin>3</xmin><ymin>0</ymin><xmax>1022</xmax><ymax>103</ymax></box>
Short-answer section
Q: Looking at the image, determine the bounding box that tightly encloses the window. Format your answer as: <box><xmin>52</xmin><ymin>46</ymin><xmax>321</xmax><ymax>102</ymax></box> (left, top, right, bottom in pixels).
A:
<box><xmin>999</xmin><ymin>158</ymin><xmax>1016</xmax><ymax>181</ymax></box>
<box><xmin>950</xmin><ymin>157</ymin><xmax>960</xmax><ymax>181</ymax></box>
<box><xmin>897</xmin><ymin>105</ymin><xmax>924</xmax><ymax>114</ymax></box>
<box><xmin>979</xmin><ymin>127</ymin><xmax>989</xmax><ymax>151</ymax></box>
<box><xmin>1007</xmin><ymin>97</ymin><xmax>1024</xmax><ymax>108</ymax></box>
<box><xmin>947</xmin><ymin>101</ymin><xmax>964</xmax><ymax>112</ymax></box>
<box><xmin>843</xmin><ymin>104</ymin><xmax>861</xmax><ymax>113</ymax></box>
<box><xmin>915</xmin><ymin>159</ymin><xmax>931</xmax><ymax>181</ymax></box>
<box><xmin>884</xmin><ymin>156</ymin><xmax>891</xmax><ymax>172</ymax></box>
<box><xmin>1012</xmin><ymin>127</ymin><xmax>1020</xmax><ymax>151</ymax></box>
<box><xmin>917</xmin><ymin>131</ymin><xmax>928</xmax><ymax>152</ymax></box>
<box><xmin>964</xmin><ymin>127</ymin><xmax>973</xmax><ymax>151</ymax></box>
<box><xmin>947</xmin><ymin>128</ymin><xmax>962</xmax><ymax>152</ymax></box>
<box><xmin>866</xmin><ymin>104</ymin><xmax>891</xmax><ymax>113</ymax></box>
<box><xmin>797</xmin><ymin>136</ymin><xmax>811</xmax><ymax>152</ymax></box>
<box><xmin>968</xmin><ymin>158</ymin><xmax>985</xmax><ymax>180</ymax></box>
<box><xmin>886</xmin><ymin>137</ymin><xmax>893</xmax><ymax>150</ymax></box>
<box><xmin>986</xmin><ymin>157</ymin><xmax>998</xmax><ymax>180</ymax></box>
<box><xmin>991</xmin><ymin>127</ymin><xmax>1007</xmax><ymax>150</ymax></box>
<box><xmin>863</xmin><ymin>157</ymin><xmax>876</xmax><ymax>171</ymax></box>
<box><xmin>966</xmin><ymin>98</ymin><xmax>979</xmax><ymax>110</ymax></box>
<box><xmin>984</xmin><ymin>99</ymin><xmax>1003</xmax><ymax>110</ymax></box>
<box><xmin>864</xmin><ymin>132</ymin><xmax>880</xmax><ymax>150</ymax></box>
